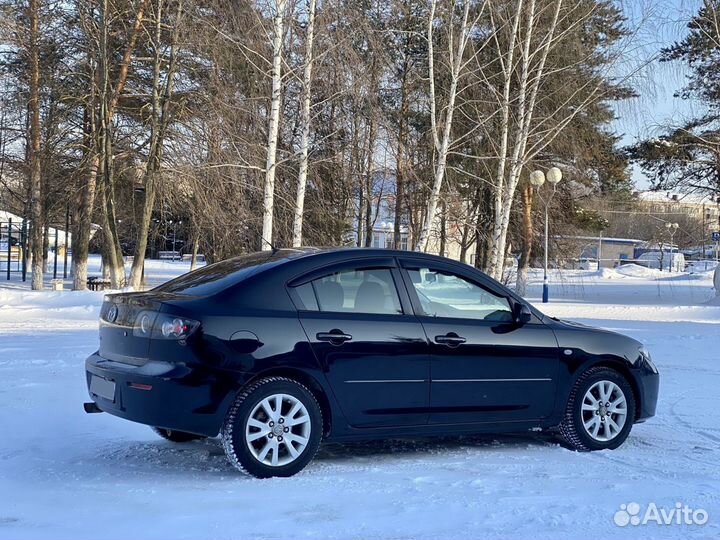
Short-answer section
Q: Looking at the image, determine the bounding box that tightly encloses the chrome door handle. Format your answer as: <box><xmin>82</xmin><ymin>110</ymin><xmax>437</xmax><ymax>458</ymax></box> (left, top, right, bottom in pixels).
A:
<box><xmin>316</xmin><ymin>330</ymin><xmax>352</xmax><ymax>345</ymax></box>
<box><xmin>435</xmin><ymin>333</ymin><xmax>466</xmax><ymax>347</ymax></box>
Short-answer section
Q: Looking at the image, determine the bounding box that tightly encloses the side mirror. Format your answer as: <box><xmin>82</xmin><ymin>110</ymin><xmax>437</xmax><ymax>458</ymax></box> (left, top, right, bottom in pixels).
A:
<box><xmin>515</xmin><ymin>303</ymin><xmax>532</xmax><ymax>325</ymax></box>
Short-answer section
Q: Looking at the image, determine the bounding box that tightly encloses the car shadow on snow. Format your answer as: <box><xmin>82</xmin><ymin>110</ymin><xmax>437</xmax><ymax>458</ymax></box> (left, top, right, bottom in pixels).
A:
<box><xmin>85</xmin><ymin>432</ymin><xmax>558</xmax><ymax>480</ymax></box>
<box><xmin>315</xmin><ymin>433</ymin><xmax>556</xmax><ymax>462</ymax></box>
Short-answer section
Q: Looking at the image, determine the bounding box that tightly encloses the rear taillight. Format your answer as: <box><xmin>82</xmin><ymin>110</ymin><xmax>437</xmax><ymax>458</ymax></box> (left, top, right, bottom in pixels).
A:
<box><xmin>160</xmin><ymin>317</ymin><xmax>199</xmax><ymax>339</ymax></box>
<box><xmin>132</xmin><ymin>310</ymin><xmax>157</xmax><ymax>337</ymax></box>
<box><xmin>132</xmin><ymin>311</ymin><xmax>200</xmax><ymax>340</ymax></box>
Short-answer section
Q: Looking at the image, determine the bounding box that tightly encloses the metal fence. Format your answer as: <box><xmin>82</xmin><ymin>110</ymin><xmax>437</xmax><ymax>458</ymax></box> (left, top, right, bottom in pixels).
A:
<box><xmin>0</xmin><ymin>219</ymin><xmax>26</xmax><ymax>281</ymax></box>
<box><xmin>1</xmin><ymin>219</ymin><xmax>71</xmax><ymax>282</ymax></box>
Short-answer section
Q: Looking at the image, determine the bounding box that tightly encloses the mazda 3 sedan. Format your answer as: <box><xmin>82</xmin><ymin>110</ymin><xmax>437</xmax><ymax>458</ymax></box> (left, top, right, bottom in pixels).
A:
<box><xmin>85</xmin><ymin>248</ymin><xmax>659</xmax><ymax>477</ymax></box>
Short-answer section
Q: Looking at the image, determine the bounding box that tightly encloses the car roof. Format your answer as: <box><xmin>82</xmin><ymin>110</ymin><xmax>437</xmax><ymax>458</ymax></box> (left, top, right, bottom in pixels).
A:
<box><xmin>274</xmin><ymin>246</ymin><xmax>458</xmax><ymax>265</ymax></box>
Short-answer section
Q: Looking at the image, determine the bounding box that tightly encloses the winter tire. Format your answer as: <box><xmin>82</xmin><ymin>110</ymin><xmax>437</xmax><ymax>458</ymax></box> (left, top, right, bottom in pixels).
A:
<box><xmin>221</xmin><ymin>377</ymin><xmax>323</xmax><ymax>478</ymax></box>
<box><xmin>558</xmin><ymin>367</ymin><xmax>636</xmax><ymax>451</ymax></box>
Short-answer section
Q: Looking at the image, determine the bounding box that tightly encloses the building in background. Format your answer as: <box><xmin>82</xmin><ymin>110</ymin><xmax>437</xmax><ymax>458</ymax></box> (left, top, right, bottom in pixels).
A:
<box><xmin>637</xmin><ymin>191</ymin><xmax>720</xmax><ymax>232</ymax></box>
<box><xmin>556</xmin><ymin>235</ymin><xmax>645</xmax><ymax>269</ymax></box>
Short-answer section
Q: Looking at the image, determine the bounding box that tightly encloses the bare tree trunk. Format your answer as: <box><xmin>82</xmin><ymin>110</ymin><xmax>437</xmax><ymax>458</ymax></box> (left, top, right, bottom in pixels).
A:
<box><xmin>28</xmin><ymin>0</ymin><xmax>43</xmax><ymax>290</ymax></box>
<box><xmin>129</xmin><ymin>0</ymin><xmax>183</xmax><ymax>289</ymax></box>
<box><xmin>439</xmin><ymin>199</ymin><xmax>446</xmax><ymax>256</ymax></box>
<box><xmin>364</xmin><ymin>195</ymin><xmax>373</xmax><ymax>246</ymax></box>
<box><xmin>95</xmin><ymin>0</ymin><xmax>125</xmax><ymax>287</ymax></box>
<box><xmin>72</xmin><ymin>0</ymin><xmax>148</xmax><ymax>290</ymax></box>
<box><xmin>100</xmin><ymin>242</ymin><xmax>110</xmax><ymax>279</ymax></box>
<box><xmin>42</xmin><ymin>221</ymin><xmax>49</xmax><ymax>273</ymax></box>
<box><xmin>99</xmin><ymin>175</ymin><xmax>124</xmax><ymax>287</ymax></box>
<box><xmin>72</xmin><ymin>143</ymin><xmax>99</xmax><ymax>290</ymax></box>
<box><xmin>394</xmin><ymin>61</ymin><xmax>409</xmax><ymax>250</ymax></box>
<box><xmin>459</xmin><ymin>221</ymin><xmax>470</xmax><ymax>263</ymax></box>
<box><xmin>364</xmin><ymin>105</ymin><xmax>377</xmax><ymax>248</ymax></box>
<box><xmin>189</xmin><ymin>234</ymin><xmax>199</xmax><ymax>271</ymax></box>
<box><xmin>292</xmin><ymin>0</ymin><xmax>316</xmax><ymax>247</ymax></box>
<box><xmin>415</xmin><ymin>0</ymin><xmax>474</xmax><ymax>252</ymax></box>
<box><xmin>356</xmin><ymin>185</ymin><xmax>364</xmax><ymax>247</ymax></box>
<box><xmin>515</xmin><ymin>184</ymin><xmax>534</xmax><ymax>296</ymax></box>
<box><xmin>261</xmin><ymin>0</ymin><xmax>287</xmax><ymax>251</ymax></box>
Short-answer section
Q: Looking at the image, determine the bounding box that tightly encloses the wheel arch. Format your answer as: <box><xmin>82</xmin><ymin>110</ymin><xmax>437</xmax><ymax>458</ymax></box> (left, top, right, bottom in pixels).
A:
<box><xmin>243</xmin><ymin>367</ymin><xmax>333</xmax><ymax>437</ymax></box>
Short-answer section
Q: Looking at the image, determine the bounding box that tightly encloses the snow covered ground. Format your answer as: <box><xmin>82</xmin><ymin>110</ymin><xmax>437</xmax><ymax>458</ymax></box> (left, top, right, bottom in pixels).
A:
<box><xmin>0</xmin><ymin>262</ymin><xmax>719</xmax><ymax>539</ymax></box>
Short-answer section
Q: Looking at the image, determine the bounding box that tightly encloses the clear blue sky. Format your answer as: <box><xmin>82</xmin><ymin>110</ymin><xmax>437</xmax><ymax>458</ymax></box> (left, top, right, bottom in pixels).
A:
<box><xmin>612</xmin><ymin>0</ymin><xmax>703</xmax><ymax>189</ymax></box>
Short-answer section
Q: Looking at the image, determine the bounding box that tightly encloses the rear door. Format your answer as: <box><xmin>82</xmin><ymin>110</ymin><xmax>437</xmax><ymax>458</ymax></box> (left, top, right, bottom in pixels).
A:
<box><xmin>289</xmin><ymin>258</ymin><xmax>430</xmax><ymax>428</ymax></box>
<box><xmin>398</xmin><ymin>258</ymin><xmax>559</xmax><ymax>425</ymax></box>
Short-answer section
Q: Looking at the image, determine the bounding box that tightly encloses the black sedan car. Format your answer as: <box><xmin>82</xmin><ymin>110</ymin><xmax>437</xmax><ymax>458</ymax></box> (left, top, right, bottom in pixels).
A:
<box><xmin>85</xmin><ymin>248</ymin><xmax>659</xmax><ymax>478</ymax></box>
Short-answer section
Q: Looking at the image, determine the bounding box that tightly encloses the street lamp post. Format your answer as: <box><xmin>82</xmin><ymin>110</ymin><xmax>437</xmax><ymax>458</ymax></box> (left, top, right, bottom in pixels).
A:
<box><xmin>665</xmin><ymin>222</ymin><xmax>679</xmax><ymax>271</ymax></box>
<box><xmin>529</xmin><ymin>167</ymin><xmax>563</xmax><ymax>303</ymax></box>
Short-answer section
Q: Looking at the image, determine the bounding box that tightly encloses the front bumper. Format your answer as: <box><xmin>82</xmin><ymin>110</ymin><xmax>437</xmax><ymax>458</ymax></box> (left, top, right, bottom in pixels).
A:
<box><xmin>634</xmin><ymin>370</ymin><xmax>659</xmax><ymax>423</ymax></box>
<box><xmin>85</xmin><ymin>352</ymin><xmax>236</xmax><ymax>437</ymax></box>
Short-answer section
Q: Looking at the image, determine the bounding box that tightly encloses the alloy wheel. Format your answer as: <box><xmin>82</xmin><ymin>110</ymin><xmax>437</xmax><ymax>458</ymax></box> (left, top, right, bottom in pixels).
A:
<box><xmin>245</xmin><ymin>393</ymin><xmax>311</xmax><ymax>467</ymax></box>
<box><xmin>581</xmin><ymin>380</ymin><xmax>628</xmax><ymax>442</ymax></box>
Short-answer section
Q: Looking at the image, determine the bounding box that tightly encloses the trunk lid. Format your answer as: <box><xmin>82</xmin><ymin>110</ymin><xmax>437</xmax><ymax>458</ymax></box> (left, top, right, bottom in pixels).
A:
<box><xmin>98</xmin><ymin>291</ymin><xmax>171</xmax><ymax>365</ymax></box>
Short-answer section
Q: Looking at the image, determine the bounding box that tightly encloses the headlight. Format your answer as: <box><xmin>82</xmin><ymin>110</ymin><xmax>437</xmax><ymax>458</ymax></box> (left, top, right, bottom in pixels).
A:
<box><xmin>639</xmin><ymin>347</ymin><xmax>658</xmax><ymax>374</ymax></box>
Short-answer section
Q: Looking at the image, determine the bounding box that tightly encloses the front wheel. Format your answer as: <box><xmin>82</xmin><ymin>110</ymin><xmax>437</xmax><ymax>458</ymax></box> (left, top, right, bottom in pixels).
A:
<box><xmin>221</xmin><ymin>377</ymin><xmax>323</xmax><ymax>478</ymax></box>
<box><xmin>558</xmin><ymin>367</ymin><xmax>636</xmax><ymax>451</ymax></box>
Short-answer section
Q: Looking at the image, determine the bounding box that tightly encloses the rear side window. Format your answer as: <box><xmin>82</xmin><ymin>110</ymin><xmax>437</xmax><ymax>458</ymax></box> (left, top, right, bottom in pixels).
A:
<box><xmin>293</xmin><ymin>268</ymin><xmax>402</xmax><ymax>315</ymax></box>
<box><xmin>294</xmin><ymin>282</ymin><xmax>319</xmax><ymax>311</ymax></box>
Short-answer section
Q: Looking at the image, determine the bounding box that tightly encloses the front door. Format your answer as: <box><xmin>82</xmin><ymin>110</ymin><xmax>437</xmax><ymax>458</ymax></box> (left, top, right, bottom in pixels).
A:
<box><xmin>292</xmin><ymin>262</ymin><xmax>429</xmax><ymax>428</ymax></box>
<box><xmin>399</xmin><ymin>260</ymin><xmax>559</xmax><ymax>425</ymax></box>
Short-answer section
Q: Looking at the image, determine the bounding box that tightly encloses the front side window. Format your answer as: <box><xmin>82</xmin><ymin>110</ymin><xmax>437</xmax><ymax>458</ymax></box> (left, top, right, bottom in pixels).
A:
<box><xmin>295</xmin><ymin>268</ymin><xmax>403</xmax><ymax>315</ymax></box>
<box><xmin>406</xmin><ymin>268</ymin><xmax>513</xmax><ymax>322</ymax></box>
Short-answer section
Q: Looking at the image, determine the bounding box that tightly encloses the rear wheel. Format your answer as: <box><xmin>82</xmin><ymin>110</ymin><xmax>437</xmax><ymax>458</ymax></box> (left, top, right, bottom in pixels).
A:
<box><xmin>151</xmin><ymin>427</ymin><xmax>206</xmax><ymax>443</ymax></box>
<box><xmin>558</xmin><ymin>367</ymin><xmax>636</xmax><ymax>451</ymax></box>
<box><xmin>221</xmin><ymin>377</ymin><xmax>322</xmax><ymax>478</ymax></box>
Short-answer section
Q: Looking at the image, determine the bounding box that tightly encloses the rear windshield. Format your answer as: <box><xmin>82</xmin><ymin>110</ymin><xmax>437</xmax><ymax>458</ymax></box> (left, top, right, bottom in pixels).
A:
<box><xmin>154</xmin><ymin>250</ymin><xmax>297</xmax><ymax>296</ymax></box>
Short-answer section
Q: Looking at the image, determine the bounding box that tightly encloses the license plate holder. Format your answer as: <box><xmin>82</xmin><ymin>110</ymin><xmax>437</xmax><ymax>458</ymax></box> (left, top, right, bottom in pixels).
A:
<box><xmin>90</xmin><ymin>375</ymin><xmax>116</xmax><ymax>402</ymax></box>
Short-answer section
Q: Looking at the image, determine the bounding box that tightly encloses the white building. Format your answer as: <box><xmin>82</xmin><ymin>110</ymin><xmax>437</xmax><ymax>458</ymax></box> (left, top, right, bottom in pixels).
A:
<box><xmin>636</xmin><ymin>191</ymin><xmax>720</xmax><ymax>229</ymax></box>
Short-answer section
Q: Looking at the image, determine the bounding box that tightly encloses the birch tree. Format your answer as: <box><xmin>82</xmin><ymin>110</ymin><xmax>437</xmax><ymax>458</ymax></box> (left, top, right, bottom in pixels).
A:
<box><xmin>483</xmin><ymin>0</ymin><xmax>636</xmax><ymax>279</ymax></box>
<box><xmin>415</xmin><ymin>0</ymin><xmax>482</xmax><ymax>252</ymax></box>
<box><xmin>261</xmin><ymin>0</ymin><xmax>287</xmax><ymax>251</ymax></box>
<box><xmin>291</xmin><ymin>0</ymin><xmax>317</xmax><ymax>248</ymax></box>
<box><xmin>484</xmin><ymin>0</ymin><xmax>562</xmax><ymax>278</ymax></box>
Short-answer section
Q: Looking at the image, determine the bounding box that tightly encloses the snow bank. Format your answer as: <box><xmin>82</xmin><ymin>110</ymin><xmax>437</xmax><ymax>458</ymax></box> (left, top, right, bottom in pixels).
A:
<box><xmin>0</xmin><ymin>289</ymin><xmax>104</xmax><ymax>329</ymax></box>
<box><xmin>687</xmin><ymin>260</ymin><xmax>719</xmax><ymax>274</ymax></box>
<box><xmin>612</xmin><ymin>263</ymin><xmax>670</xmax><ymax>279</ymax></box>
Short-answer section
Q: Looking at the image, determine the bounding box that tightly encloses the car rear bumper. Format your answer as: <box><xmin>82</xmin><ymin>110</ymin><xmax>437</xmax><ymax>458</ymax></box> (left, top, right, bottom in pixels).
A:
<box><xmin>85</xmin><ymin>352</ymin><xmax>236</xmax><ymax>437</ymax></box>
<box><xmin>634</xmin><ymin>370</ymin><xmax>659</xmax><ymax>423</ymax></box>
